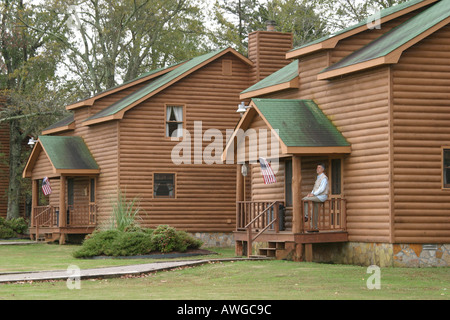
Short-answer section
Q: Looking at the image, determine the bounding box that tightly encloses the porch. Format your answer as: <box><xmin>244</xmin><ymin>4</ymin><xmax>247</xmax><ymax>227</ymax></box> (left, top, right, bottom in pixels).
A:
<box><xmin>234</xmin><ymin>198</ymin><xmax>348</xmax><ymax>261</ymax></box>
<box><xmin>30</xmin><ymin>204</ymin><xmax>97</xmax><ymax>242</ymax></box>
<box><xmin>22</xmin><ymin>136</ymin><xmax>101</xmax><ymax>243</ymax></box>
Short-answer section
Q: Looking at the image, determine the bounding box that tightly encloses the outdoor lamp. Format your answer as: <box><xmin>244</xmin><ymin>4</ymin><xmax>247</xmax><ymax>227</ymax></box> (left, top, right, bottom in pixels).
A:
<box><xmin>236</xmin><ymin>102</ymin><xmax>249</xmax><ymax>115</ymax></box>
<box><xmin>28</xmin><ymin>138</ymin><xmax>38</xmax><ymax>148</ymax></box>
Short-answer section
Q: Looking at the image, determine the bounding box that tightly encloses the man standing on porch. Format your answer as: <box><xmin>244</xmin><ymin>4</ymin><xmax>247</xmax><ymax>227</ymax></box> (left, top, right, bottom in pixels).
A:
<box><xmin>302</xmin><ymin>163</ymin><xmax>329</xmax><ymax>231</ymax></box>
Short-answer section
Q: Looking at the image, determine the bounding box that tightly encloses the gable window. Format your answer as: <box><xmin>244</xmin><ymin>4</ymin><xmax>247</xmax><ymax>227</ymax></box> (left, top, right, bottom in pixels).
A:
<box><xmin>154</xmin><ymin>173</ymin><xmax>176</xmax><ymax>198</ymax></box>
<box><xmin>443</xmin><ymin>148</ymin><xmax>450</xmax><ymax>189</ymax></box>
<box><xmin>166</xmin><ymin>106</ymin><xmax>183</xmax><ymax>138</ymax></box>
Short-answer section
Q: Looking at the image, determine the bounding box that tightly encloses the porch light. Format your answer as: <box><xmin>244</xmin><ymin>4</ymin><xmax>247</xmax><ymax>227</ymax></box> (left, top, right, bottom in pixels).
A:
<box><xmin>28</xmin><ymin>138</ymin><xmax>38</xmax><ymax>148</ymax></box>
<box><xmin>241</xmin><ymin>163</ymin><xmax>248</xmax><ymax>177</ymax></box>
<box><xmin>236</xmin><ymin>102</ymin><xmax>249</xmax><ymax>115</ymax></box>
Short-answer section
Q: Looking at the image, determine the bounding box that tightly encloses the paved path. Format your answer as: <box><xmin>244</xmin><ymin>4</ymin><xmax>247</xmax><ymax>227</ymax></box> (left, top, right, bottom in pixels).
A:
<box><xmin>0</xmin><ymin>260</ymin><xmax>210</xmax><ymax>283</ymax></box>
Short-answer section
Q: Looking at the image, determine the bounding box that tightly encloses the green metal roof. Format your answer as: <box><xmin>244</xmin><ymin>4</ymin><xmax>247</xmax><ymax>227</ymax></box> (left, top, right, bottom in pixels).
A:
<box><xmin>39</xmin><ymin>136</ymin><xmax>99</xmax><ymax>170</ymax></box>
<box><xmin>42</xmin><ymin>114</ymin><xmax>74</xmax><ymax>132</ymax></box>
<box><xmin>85</xmin><ymin>48</ymin><xmax>228</xmax><ymax>122</ymax></box>
<box><xmin>252</xmin><ymin>99</ymin><xmax>350</xmax><ymax>147</ymax></box>
<box><xmin>241</xmin><ymin>60</ymin><xmax>298</xmax><ymax>94</ymax></box>
<box><xmin>322</xmin><ymin>0</ymin><xmax>450</xmax><ymax>73</ymax></box>
<box><xmin>289</xmin><ymin>0</ymin><xmax>434</xmax><ymax>53</ymax></box>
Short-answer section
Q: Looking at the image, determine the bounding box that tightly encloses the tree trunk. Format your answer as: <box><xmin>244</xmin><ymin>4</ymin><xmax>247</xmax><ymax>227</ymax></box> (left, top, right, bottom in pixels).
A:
<box><xmin>6</xmin><ymin>119</ymin><xmax>22</xmax><ymax>220</ymax></box>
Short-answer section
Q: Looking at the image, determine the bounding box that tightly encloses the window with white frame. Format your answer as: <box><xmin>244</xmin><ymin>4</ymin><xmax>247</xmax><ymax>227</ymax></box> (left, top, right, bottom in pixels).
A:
<box><xmin>166</xmin><ymin>105</ymin><xmax>183</xmax><ymax>138</ymax></box>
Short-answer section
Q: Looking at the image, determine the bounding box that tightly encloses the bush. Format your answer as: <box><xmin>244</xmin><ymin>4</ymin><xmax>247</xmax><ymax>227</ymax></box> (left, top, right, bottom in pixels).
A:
<box><xmin>0</xmin><ymin>217</ymin><xmax>29</xmax><ymax>239</ymax></box>
<box><xmin>72</xmin><ymin>225</ymin><xmax>203</xmax><ymax>258</ymax></box>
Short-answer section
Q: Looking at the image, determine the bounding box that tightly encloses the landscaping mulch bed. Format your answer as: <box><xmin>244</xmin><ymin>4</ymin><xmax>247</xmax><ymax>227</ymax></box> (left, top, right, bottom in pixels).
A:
<box><xmin>87</xmin><ymin>248</ymin><xmax>217</xmax><ymax>260</ymax></box>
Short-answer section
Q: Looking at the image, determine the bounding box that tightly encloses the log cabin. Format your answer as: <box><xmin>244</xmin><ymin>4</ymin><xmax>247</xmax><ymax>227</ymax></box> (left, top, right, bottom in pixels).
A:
<box><xmin>22</xmin><ymin>30</ymin><xmax>294</xmax><ymax>245</ymax></box>
<box><xmin>223</xmin><ymin>0</ymin><xmax>450</xmax><ymax>266</ymax></box>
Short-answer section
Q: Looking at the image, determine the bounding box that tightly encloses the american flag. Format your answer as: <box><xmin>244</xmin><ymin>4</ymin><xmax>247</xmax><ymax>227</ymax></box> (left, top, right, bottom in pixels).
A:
<box><xmin>42</xmin><ymin>177</ymin><xmax>52</xmax><ymax>196</ymax></box>
<box><xmin>259</xmin><ymin>157</ymin><xmax>276</xmax><ymax>185</ymax></box>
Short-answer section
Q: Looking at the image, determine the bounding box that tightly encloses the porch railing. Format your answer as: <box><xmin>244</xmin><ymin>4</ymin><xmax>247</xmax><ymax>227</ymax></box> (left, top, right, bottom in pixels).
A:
<box><xmin>236</xmin><ymin>201</ymin><xmax>283</xmax><ymax>257</ymax></box>
<box><xmin>32</xmin><ymin>205</ymin><xmax>97</xmax><ymax>238</ymax></box>
<box><xmin>302</xmin><ymin>198</ymin><xmax>347</xmax><ymax>232</ymax></box>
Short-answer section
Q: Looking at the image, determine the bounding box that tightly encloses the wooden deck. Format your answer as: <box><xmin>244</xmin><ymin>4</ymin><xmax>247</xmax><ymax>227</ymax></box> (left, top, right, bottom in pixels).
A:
<box><xmin>30</xmin><ymin>205</ymin><xmax>97</xmax><ymax>243</ymax></box>
<box><xmin>235</xmin><ymin>199</ymin><xmax>348</xmax><ymax>261</ymax></box>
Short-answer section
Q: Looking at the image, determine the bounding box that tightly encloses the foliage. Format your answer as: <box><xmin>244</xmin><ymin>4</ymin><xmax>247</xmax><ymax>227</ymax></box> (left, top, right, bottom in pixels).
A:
<box><xmin>72</xmin><ymin>226</ymin><xmax>202</xmax><ymax>258</ymax></box>
<box><xmin>0</xmin><ymin>217</ymin><xmax>28</xmax><ymax>239</ymax></box>
<box><xmin>109</xmin><ymin>189</ymin><xmax>144</xmax><ymax>232</ymax></box>
<box><xmin>313</xmin><ymin>0</ymin><xmax>410</xmax><ymax>32</ymax></box>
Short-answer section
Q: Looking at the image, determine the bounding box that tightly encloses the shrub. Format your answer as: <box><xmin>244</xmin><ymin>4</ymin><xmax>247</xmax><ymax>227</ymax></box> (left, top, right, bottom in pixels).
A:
<box><xmin>109</xmin><ymin>189</ymin><xmax>143</xmax><ymax>232</ymax></box>
<box><xmin>152</xmin><ymin>225</ymin><xmax>203</xmax><ymax>253</ymax></box>
<box><xmin>72</xmin><ymin>225</ymin><xmax>203</xmax><ymax>258</ymax></box>
<box><xmin>72</xmin><ymin>229</ymin><xmax>121</xmax><ymax>258</ymax></box>
<box><xmin>0</xmin><ymin>217</ymin><xmax>29</xmax><ymax>239</ymax></box>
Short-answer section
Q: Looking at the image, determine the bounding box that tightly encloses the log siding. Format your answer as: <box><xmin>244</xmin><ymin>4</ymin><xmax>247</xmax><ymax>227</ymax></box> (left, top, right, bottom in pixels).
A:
<box><xmin>391</xmin><ymin>24</ymin><xmax>450</xmax><ymax>244</ymax></box>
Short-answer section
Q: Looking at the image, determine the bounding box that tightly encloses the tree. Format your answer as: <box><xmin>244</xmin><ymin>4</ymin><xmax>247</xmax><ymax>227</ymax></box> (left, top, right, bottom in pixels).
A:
<box><xmin>0</xmin><ymin>0</ymin><xmax>75</xmax><ymax>219</ymax></box>
<box><xmin>314</xmin><ymin>0</ymin><xmax>410</xmax><ymax>32</ymax></box>
<box><xmin>210</xmin><ymin>0</ymin><xmax>267</xmax><ymax>54</ymax></box>
<box><xmin>46</xmin><ymin>0</ymin><xmax>208</xmax><ymax>97</ymax></box>
<box><xmin>266</xmin><ymin>0</ymin><xmax>328</xmax><ymax>48</ymax></box>
<box><xmin>210</xmin><ymin>0</ymin><xmax>328</xmax><ymax>53</ymax></box>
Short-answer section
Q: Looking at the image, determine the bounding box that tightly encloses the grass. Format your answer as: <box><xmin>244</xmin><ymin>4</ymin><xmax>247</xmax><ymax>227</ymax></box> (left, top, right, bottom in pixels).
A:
<box><xmin>0</xmin><ymin>244</ymin><xmax>448</xmax><ymax>300</ymax></box>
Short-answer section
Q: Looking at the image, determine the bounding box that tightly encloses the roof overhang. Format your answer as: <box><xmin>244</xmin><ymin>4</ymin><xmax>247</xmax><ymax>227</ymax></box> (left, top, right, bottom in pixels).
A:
<box><xmin>23</xmin><ymin>136</ymin><xmax>100</xmax><ymax>178</ymax></box>
<box><xmin>82</xmin><ymin>47</ymin><xmax>253</xmax><ymax>127</ymax></box>
<box><xmin>286</xmin><ymin>0</ymin><xmax>439</xmax><ymax>60</ymax></box>
<box><xmin>222</xmin><ymin>99</ymin><xmax>351</xmax><ymax>163</ymax></box>
<box><xmin>318</xmin><ymin>10</ymin><xmax>450</xmax><ymax>80</ymax></box>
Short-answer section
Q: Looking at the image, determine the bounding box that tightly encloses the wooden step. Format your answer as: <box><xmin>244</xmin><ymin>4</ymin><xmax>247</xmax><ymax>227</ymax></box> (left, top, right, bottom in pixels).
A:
<box><xmin>258</xmin><ymin>247</ymin><xmax>277</xmax><ymax>257</ymax></box>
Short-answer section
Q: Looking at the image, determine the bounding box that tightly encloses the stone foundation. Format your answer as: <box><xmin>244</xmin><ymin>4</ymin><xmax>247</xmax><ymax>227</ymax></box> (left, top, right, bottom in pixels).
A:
<box><xmin>191</xmin><ymin>232</ymin><xmax>235</xmax><ymax>248</ymax></box>
<box><xmin>313</xmin><ymin>242</ymin><xmax>450</xmax><ymax>267</ymax></box>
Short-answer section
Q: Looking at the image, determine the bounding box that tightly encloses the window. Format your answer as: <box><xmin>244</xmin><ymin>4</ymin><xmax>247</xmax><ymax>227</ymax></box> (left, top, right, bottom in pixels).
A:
<box><xmin>331</xmin><ymin>159</ymin><xmax>342</xmax><ymax>195</ymax></box>
<box><xmin>154</xmin><ymin>173</ymin><xmax>176</xmax><ymax>198</ymax></box>
<box><xmin>443</xmin><ymin>148</ymin><xmax>450</xmax><ymax>188</ymax></box>
<box><xmin>166</xmin><ymin>106</ymin><xmax>183</xmax><ymax>138</ymax></box>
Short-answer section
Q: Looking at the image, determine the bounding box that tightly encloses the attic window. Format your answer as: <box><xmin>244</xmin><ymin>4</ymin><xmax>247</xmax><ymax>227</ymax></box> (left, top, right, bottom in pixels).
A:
<box><xmin>443</xmin><ymin>148</ymin><xmax>450</xmax><ymax>189</ymax></box>
<box><xmin>166</xmin><ymin>105</ymin><xmax>184</xmax><ymax>138</ymax></box>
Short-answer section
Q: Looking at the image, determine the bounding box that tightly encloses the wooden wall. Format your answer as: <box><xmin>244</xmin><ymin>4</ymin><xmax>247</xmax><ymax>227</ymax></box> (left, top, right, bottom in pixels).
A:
<box><xmin>118</xmin><ymin>52</ymin><xmax>250</xmax><ymax>232</ymax></box>
<box><xmin>267</xmin><ymin>51</ymin><xmax>392</xmax><ymax>243</ymax></box>
<box><xmin>71</xmin><ymin>110</ymin><xmax>119</xmax><ymax>227</ymax></box>
<box><xmin>391</xmin><ymin>23</ymin><xmax>450</xmax><ymax>244</ymax></box>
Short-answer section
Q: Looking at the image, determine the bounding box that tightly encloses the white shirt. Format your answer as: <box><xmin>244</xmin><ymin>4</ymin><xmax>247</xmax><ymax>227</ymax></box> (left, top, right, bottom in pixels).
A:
<box><xmin>312</xmin><ymin>173</ymin><xmax>328</xmax><ymax>202</ymax></box>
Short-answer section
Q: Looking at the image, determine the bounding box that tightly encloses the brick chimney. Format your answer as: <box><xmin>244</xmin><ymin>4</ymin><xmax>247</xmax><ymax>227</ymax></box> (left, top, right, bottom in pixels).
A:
<box><xmin>248</xmin><ymin>21</ymin><xmax>293</xmax><ymax>85</ymax></box>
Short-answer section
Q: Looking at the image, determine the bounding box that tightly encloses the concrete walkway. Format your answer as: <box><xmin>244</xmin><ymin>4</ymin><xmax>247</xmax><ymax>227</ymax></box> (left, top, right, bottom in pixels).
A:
<box><xmin>0</xmin><ymin>260</ymin><xmax>211</xmax><ymax>283</ymax></box>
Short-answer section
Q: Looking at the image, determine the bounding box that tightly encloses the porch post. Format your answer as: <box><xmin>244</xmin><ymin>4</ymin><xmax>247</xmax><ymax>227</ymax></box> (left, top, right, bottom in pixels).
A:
<box><xmin>235</xmin><ymin>164</ymin><xmax>245</xmax><ymax>256</ymax></box>
<box><xmin>236</xmin><ymin>164</ymin><xmax>245</xmax><ymax>202</ymax></box>
<box><xmin>292</xmin><ymin>155</ymin><xmax>302</xmax><ymax>234</ymax></box>
<box><xmin>59</xmin><ymin>175</ymin><xmax>67</xmax><ymax>244</ymax></box>
<box><xmin>31</xmin><ymin>179</ymin><xmax>39</xmax><ymax>240</ymax></box>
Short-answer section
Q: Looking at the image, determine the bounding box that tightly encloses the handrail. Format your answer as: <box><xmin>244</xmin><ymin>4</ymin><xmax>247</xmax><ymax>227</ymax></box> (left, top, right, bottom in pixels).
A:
<box><xmin>243</xmin><ymin>201</ymin><xmax>281</xmax><ymax>257</ymax></box>
<box><xmin>244</xmin><ymin>201</ymin><xmax>278</xmax><ymax>229</ymax></box>
<box><xmin>34</xmin><ymin>206</ymin><xmax>54</xmax><ymax>242</ymax></box>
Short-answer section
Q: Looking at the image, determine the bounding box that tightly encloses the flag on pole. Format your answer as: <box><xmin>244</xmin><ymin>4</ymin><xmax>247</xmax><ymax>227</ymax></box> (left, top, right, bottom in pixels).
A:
<box><xmin>42</xmin><ymin>177</ymin><xmax>52</xmax><ymax>196</ymax></box>
<box><xmin>259</xmin><ymin>157</ymin><xmax>276</xmax><ymax>185</ymax></box>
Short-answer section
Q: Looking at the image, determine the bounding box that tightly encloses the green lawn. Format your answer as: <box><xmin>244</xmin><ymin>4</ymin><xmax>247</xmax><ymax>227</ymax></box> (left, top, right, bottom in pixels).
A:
<box><xmin>0</xmin><ymin>244</ymin><xmax>448</xmax><ymax>300</ymax></box>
